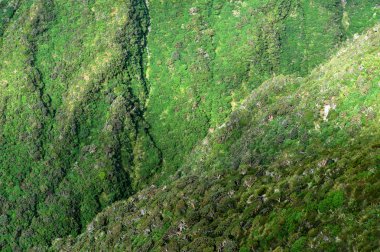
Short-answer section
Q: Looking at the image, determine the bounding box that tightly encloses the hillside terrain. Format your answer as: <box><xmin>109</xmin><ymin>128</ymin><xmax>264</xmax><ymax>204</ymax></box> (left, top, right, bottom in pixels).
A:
<box><xmin>0</xmin><ymin>0</ymin><xmax>379</xmax><ymax>251</ymax></box>
<box><xmin>52</xmin><ymin>24</ymin><xmax>380</xmax><ymax>251</ymax></box>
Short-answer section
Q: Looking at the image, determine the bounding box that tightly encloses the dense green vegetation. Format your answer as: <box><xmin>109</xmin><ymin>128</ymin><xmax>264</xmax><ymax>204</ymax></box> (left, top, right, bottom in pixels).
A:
<box><xmin>0</xmin><ymin>0</ymin><xmax>379</xmax><ymax>251</ymax></box>
<box><xmin>145</xmin><ymin>0</ymin><xmax>380</xmax><ymax>178</ymax></box>
<box><xmin>51</xmin><ymin>25</ymin><xmax>380</xmax><ymax>251</ymax></box>
<box><xmin>1</xmin><ymin>0</ymin><xmax>159</xmax><ymax>250</ymax></box>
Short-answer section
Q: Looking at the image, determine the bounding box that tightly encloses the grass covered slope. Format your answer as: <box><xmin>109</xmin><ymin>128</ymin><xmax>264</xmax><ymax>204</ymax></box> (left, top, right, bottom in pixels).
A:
<box><xmin>52</xmin><ymin>25</ymin><xmax>380</xmax><ymax>251</ymax></box>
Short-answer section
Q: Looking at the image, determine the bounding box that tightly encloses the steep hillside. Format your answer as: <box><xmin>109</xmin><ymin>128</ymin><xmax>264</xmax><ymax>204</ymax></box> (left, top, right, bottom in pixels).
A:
<box><xmin>0</xmin><ymin>0</ymin><xmax>379</xmax><ymax>250</ymax></box>
<box><xmin>0</xmin><ymin>0</ymin><xmax>160</xmax><ymax>249</ymax></box>
<box><xmin>51</xmin><ymin>25</ymin><xmax>380</xmax><ymax>251</ymax></box>
<box><xmin>144</xmin><ymin>0</ymin><xmax>379</xmax><ymax>178</ymax></box>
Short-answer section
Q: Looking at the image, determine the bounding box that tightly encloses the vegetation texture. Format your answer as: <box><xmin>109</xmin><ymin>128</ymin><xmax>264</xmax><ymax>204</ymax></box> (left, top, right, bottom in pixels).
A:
<box><xmin>52</xmin><ymin>25</ymin><xmax>380</xmax><ymax>251</ymax></box>
<box><xmin>0</xmin><ymin>0</ymin><xmax>379</xmax><ymax>251</ymax></box>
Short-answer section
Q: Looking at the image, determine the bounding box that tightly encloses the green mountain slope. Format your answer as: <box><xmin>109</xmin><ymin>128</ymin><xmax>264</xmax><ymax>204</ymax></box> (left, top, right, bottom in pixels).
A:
<box><xmin>144</xmin><ymin>0</ymin><xmax>379</xmax><ymax>178</ymax></box>
<box><xmin>51</xmin><ymin>24</ymin><xmax>380</xmax><ymax>252</ymax></box>
<box><xmin>0</xmin><ymin>0</ymin><xmax>379</xmax><ymax>250</ymax></box>
<box><xmin>0</xmin><ymin>0</ymin><xmax>159</xmax><ymax>249</ymax></box>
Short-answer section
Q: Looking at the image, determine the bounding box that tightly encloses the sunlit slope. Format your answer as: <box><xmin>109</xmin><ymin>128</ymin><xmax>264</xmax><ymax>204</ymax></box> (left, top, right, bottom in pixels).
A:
<box><xmin>145</xmin><ymin>0</ymin><xmax>380</xmax><ymax>178</ymax></box>
<box><xmin>0</xmin><ymin>0</ymin><xmax>379</xmax><ymax>250</ymax></box>
<box><xmin>0</xmin><ymin>0</ymin><xmax>159</xmax><ymax>249</ymax></box>
<box><xmin>52</xmin><ymin>24</ymin><xmax>380</xmax><ymax>252</ymax></box>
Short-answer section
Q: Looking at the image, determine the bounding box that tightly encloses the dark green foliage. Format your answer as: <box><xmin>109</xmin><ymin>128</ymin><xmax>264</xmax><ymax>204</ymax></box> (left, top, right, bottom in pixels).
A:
<box><xmin>51</xmin><ymin>25</ymin><xmax>380</xmax><ymax>251</ymax></box>
<box><xmin>0</xmin><ymin>0</ymin><xmax>20</xmax><ymax>37</ymax></box>
<box><xmin>0</xmin><ymin>0</ymin><xmax>160</xmax><ymax>249</ymax></box>
<box><xmin>318</xmin><ymin>191</ymin><xmax>344</xmax><ymax>213</ymax></box>
<box><xmin>0</xmin><ymin>0</ymin><xmax>379</xmax><ymax>250</ymax></box>
<box><xmin>290</xmin><ymin>236</ymin><xmax>307</xmax><ymax>252</ymax></box>
<box><xmin>145</xmin><ymin>0</ymin><xmax>380</xmax><ymax>181</ymax></box>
